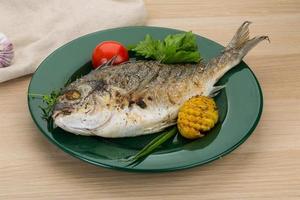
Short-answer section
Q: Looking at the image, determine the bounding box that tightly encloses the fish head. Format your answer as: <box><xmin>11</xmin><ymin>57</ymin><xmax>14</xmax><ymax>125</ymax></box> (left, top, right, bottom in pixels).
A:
<box><xmin>52</xmin><ymin>80</ymin><xmax>112</xmax><ymax>135</ymax></box>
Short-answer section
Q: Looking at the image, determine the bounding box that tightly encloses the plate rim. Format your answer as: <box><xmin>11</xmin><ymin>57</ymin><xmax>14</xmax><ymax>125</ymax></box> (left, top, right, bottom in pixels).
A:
<box><xmin>27</xmin><ymin>26</ymin><xmax>263</xmax><ymax>172</ymax></box>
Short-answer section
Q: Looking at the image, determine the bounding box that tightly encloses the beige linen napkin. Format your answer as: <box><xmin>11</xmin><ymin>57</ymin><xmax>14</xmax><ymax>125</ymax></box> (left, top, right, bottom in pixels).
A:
<box><xmin>0</xmin><ymin>0</ymin><xmax>146</xmax><ymax>83</ymax></box>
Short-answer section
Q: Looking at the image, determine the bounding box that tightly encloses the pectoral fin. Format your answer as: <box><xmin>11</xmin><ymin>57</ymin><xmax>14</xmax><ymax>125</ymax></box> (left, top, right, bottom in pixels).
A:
<box><xmin>209</xmin><ymin>85</ymin><xmax>225</xmax><ymax>97</ymax></box>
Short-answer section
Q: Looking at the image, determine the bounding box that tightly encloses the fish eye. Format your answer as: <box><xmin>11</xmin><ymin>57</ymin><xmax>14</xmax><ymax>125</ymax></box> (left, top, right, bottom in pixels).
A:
<box><xmin>65</xmin><ymin>90</ymin><xmax>81</xmax><ymax>100</ymax></box>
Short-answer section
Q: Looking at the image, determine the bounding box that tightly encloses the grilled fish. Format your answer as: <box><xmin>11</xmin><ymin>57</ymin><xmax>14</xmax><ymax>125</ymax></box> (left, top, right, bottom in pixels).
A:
<box><xmin>53</xmin><ymin>22</ymin><xmax>268</xmax><ymax>138</ymax></box>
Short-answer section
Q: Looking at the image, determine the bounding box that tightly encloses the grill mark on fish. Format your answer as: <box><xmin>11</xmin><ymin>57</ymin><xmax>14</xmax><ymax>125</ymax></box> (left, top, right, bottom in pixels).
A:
<box><xmin>169</xmin><ymin>65</ymin><xmax>184</xmax><ymax>80</ymax></box>
<box><xmin>134</xmin><ymin>64</ymin><xmax>161</xmax><ymax>93</ymax></box>
<box><xmin>136</xmin><ymin>63</ymin><xmax>151</xmax><ymax>79</ymax></box>
<box><xmin>128</xmin><ymin>64</ymin><xmax>151</xmax><ymax>93</ymax></box>
<box><xmin>82</xmin><ymin>80</ymin><xmax>108</xmax><ymax>96</ymax></box>
<box><xmin>115</xmin><ymin>90</ymin><xmax>122</xmax><ymax>99</ymax></box>
<box><xmin>145</xmin><ymin>63</ymin><xmax>172</xmax><ymax>89</ymax></box>
<box><xmin>184</xmin><ymin>65</ymin><xmax>197</xmax><ymax>79</ymax></box>
<box><xmin>135</xmin><ymin>98</ymin><xmax>147</xmax><ymax>109</ymax></box>
<box><xmin>128</xmin><ymin>100</ymin><xmax>135</xmax><ymax>108</ymax></box>
<box><xmin>62</xmin><ymin>109</ymin><xmax>72</xmax><ymax>115</ymax></box>
<box><xmin>143</xmin><ymin>65</ymin><xmax>161</xmax><ymax>85</ymax></box>
<box><xmin>126</xmin><ymin>91</ymin><xmax>148</xmax><ymax>109</ymax></box>
<box><xmin>93</xmin><ymin>79</ymin><xmax>107</xmax><ymax>91</ymax></box>
<box><xmin>172</xmin><ymin>64</ymin><xmax>189</xmax><ymax>81</ymax></box>
<box><xmin>161</xmin><ymin>66</ymin><xmax>173</xmax><ymax>85</ymax></box>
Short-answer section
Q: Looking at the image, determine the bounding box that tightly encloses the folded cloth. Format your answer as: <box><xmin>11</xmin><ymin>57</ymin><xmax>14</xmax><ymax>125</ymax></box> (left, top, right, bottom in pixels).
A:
<box><xmin>0</xmin><ymin>0</ymin><xmax>146</xmax><ymax>83</ymax></box>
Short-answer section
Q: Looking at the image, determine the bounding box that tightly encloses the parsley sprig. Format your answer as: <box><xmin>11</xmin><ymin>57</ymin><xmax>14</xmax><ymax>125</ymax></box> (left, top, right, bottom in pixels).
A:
<box><xmin>129</xmin><ymin>32</ymin><xmax>201</xmax><ymax>64</ymax></box>
<box><xmin>29</xmin><ymin>91</ymin><xmax>60</xmax><ymax>129</ymax></box>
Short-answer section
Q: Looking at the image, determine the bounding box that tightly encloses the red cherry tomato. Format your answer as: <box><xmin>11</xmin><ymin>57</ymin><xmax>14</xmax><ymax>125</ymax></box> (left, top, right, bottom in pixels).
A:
<box><xmin>92</xmin><ymin>41</ymin><xmax>129</xmax><ymax>69</ymax></box>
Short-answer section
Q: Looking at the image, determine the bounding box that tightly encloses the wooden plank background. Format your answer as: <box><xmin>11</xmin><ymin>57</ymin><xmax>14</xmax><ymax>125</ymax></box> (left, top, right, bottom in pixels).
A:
<box><xmin>0</xmin><ymin>0</ymin><xmax>299</xmax><ymax>199</ymax></box>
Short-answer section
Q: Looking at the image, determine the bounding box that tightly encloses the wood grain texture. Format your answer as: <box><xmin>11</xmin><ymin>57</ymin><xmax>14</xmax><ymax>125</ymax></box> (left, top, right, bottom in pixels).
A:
<box><xmin>0</xmin><ymin>0</ymin><xmax>300</xmax><ymax>199</ymax></box>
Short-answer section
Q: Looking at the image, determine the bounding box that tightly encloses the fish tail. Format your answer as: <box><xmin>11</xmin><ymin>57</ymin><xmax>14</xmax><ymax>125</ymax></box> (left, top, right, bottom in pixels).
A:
<box><xmin>225</xmin><ymin>21</ymin><xmax>270</xmax><ymax>56</ymax></box>
<box><xmin>205</xmin><ymin>21</ymin><xmax>269</xmax><ymax>85</ymax></box>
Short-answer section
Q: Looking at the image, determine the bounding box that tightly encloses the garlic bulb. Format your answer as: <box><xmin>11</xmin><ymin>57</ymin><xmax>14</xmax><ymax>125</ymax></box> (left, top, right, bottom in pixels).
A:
<box><xmin>0</xmin><ymin>33</ymin><xmax>14</xmax><ymax>68</ymax></box>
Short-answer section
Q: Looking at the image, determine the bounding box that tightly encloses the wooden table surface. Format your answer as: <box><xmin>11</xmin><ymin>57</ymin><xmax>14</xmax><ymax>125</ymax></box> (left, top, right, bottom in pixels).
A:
<box><xmin>1</xmin><ymin>0</ymin><xmax>299</xmax><ymax>199</ymax></box>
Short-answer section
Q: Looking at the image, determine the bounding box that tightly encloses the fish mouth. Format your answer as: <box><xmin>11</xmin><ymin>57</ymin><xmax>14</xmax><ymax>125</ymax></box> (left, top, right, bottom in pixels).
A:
<box><xmin>53</xmin><ymin>111</ymin><xmax>113</xmax><ymax>135</ymax></box>
<box><xmin>52</xmin><ymin>109</ymin><xmax>73</xmax><ymax>119</ymax></box>
<box><xmin>52</xmin><ymin>102</ymin><xmax>74</xmax><ymax>119</ymax></box>
<box><xmin>54</xmin><ymin>117</ymin><xmax>95</xmax><ymax>136</ymax></box>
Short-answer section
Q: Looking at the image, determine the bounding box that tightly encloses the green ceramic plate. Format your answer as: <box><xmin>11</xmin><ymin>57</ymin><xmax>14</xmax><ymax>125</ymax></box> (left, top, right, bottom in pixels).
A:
<box><xmin>28</xmin><ymin>26</ymin><xmax>263</xmax><ymax>172</ymax></box>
